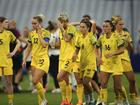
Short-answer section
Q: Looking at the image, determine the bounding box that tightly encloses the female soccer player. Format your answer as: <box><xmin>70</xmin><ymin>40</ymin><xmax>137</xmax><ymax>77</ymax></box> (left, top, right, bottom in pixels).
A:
<box><xmin>96</xmin><ymin>20</ymin><xmax>125</xmax><ymax>105</ymax></box>
<box><xmin>114</xmin><ymin>17</ymin><xmax>140</xmax><ymax>104</ymax></box>
<box><xmin>0</xmin><ymin>16</ymin><xmax>21</xmax><ymax>105</ymax></box>
<box><xmin>57</xmin><ymin>14</ymin><xmax>77</xmax><ymax>105</ymax></box>
<box><xmin>73</xmin><ymin>19</ymin><xmax>97</xmax><ymax>105</ymax></box>
<box><xmin>22</xmin><ymin>16</ymin><xmax>50</xmax><ymax>105</ymax></box>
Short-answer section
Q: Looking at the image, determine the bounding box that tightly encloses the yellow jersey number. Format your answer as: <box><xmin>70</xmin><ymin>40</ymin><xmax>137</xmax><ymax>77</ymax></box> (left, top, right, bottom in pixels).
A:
<box><xmin>38</xmin><ymin>59</ymin><xmax>44</xmax><ymax>67</ymax></box>
<box><xmin>0</xmin><ymin>39</ymin><xmax>3</xmax><ymax>45</ymax></box>
<box><xmin>33</xmin><ymin>38</ymin><xmax>38</xmax><ymax>44</ymax></box>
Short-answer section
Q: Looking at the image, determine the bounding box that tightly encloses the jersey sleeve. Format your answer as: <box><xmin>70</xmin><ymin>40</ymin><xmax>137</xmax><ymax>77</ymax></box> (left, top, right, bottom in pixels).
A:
<box><xmin>43</xmin><ymin>30</ymin><xmax>50</xmax><ymax>38</ymax></box>
<box><xmin>75</xmin><ymin>36</ymin><xmax>80</xmax><ymax>49</ymax></box>
<box><xmin>67</xmin><ymin>25</ymin><xmax>77</xmax><ymax>35</ymax></box>
<box><xmin>96</xmin><ymin>35</ymin><xmax>102</xmax><ymax>48</ymax></box>
<box><xmin>127</xmin><ymin>33</ymin><xmax>132</xmax><ymax>42</ymax></box>
<box><xmin>117</xmin><ymin>36</ymin><xmax>124</xmax><ymax>48</ymax></box>
<box><xmin>43</xmin><ymin>30</ymin><xmax>50</xmax><ymax>43</ymax></box>
<box><xmin>90</xmin><ymin>34</ymin><xmax>97</xmax><ymax>45</ymax></box>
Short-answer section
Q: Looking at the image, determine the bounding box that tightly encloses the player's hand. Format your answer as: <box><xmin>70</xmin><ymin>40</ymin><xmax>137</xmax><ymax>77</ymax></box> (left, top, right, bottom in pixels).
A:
<box><xmin>57</xmin><ymin>21</ymin><xmax>64</xmax><ymax>32</ymax></box>
<box><xmin>105</xmin><ymin>53</ymin><xmax>113</xmax><ymax>58</ymax></box>
<box><xmin>7</xmin><ymin>52</ymin><xmax>15</xmax><ymax>58</ymax></box>
<box><xmin>72</xmin><ymin>53</ymin><xmax>78</xmax><ymax>62</ymax></box>
<box><xmin>22</xmin><ymin>60</ymin><xmax>26</xmax><ymax>68</ymax></box>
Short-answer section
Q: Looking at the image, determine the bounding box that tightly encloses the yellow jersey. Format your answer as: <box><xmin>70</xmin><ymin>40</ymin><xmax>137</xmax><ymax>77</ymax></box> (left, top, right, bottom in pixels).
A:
<box><xmin>59</xmin><ymin>24</ymin><xmax>77</xmax><ymax>61</ymax></box>
<box><xmin>0</xmin><ymin>30</ymin><xmax>16</xmax><ymax>67</ymax></box>
<box><xmin>96</xmin><ymin>33</ymin><xmax>124</xmax><ymax>73</ymax></box>
<box><xmin>114</xmin><ymin>30</ymin><xmax>132</xmax><ymax>61</ymax></box>
<box><xmin>75</xmin><ymin>32</ymin><xmax>97</xmax><ymax>70</ymax></box>
<box><xmin>28</xmin><ymin>28</ymin><xmax>50</xmax><ymax>58</ymax></box>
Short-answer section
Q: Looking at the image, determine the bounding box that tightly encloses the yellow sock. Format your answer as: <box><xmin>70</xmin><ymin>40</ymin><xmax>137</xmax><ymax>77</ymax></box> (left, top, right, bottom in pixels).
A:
<box><xmin>7</xmin><ymin>94</ymin><xmax>13</xmax><ymax>104</ymax></box>
<box><xmin>59</xmin><ymin>80</ymin><xmax>66</xmax><ymax>100</ymax></box>
<box><xmin>76</xmin><ymin>84</ymin><xmax>83</xmax><ymax>103</ymax></box>
<box><xmin>35</xmin><ymin>82</ymin><xmax>46</xmax><ymax>101</ymax></box>
<box><xmin>38</xmin><ymin>94</ymin><xmax>42</xmax><ymax>105</ymax></box>
<box><xmin>66</xmin><ymin>84</ymin><xmax>72</xmax><ymax>103</ymax></box>
<box><xmin>100</xmin><ymin>88</ymin><xmax>108</xmax><ymax>103</ymax></box>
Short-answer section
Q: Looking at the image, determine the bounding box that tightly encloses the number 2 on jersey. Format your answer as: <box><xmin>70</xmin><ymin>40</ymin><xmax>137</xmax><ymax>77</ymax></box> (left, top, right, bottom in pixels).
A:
<box><xmin>38</xmin><ymin>59</ymin><xmax>44</xmax><ymax>66</ymax></box>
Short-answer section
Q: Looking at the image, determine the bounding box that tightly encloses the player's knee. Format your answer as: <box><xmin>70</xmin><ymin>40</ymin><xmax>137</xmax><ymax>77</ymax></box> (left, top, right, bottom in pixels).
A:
<box><xmin>32</xmin><ymin>78</ymin><xmax>39</xmax><ymax>85</ymax></box>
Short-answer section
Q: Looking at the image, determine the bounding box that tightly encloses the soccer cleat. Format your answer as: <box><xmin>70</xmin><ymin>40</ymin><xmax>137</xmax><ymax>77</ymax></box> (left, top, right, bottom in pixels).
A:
<box><xmin>76</xmin><ymin>102</ymin><xmax>83</xmax><ymax>105</ymax></box>
<box><xmin>96</xmin><ymin>98</ymin><xmax>103</xmax><ymax>105</ymax></box>
<box><xmin>96</xmin><ymin>102</ymin><xmax>105</xmax><ymax>105</ymax></box>
<box><xmin>52</xmin><ymin>88</ymin><xmax>61</xmax><ymax>93</ymax></box>
<box><xmin>31</xmin><ymin>89</ymin><xmax>37</xmax><ymax>94</ymax></box>
<box><xmin>82</xmin><ymin>102</ymin><xmax>86</xmax><ymax>105</ymax></box>
<box><xmin>60</xmin><ymin>100</ymin><xmax>69</xmax><ymax>105</ymax></box>
<box><xmin>68</xmin><ymin>103</ymin><xmax>73</xmax><ymax>105</ymax></box>
<box><xmin>130</xmin><ymin>97</ymin><xmax>140</xmax><ymax>105</ymax></box>
<box><xmin>89</xmin><ymin>100</ymin><xmax>97</xmax><ymax>105</ymax></box>
<box><xmin>41</xmin><ymin>99</ymin><xmax>48</xmax><ymax>105</ymax></box>
<box><xmin>8</xmin><ymin>103</ymin><xmax>13</xmax><ymax>105</ymax></box>
<box><xmin>83</xmin><ymin>101</ymin><xmax>95</xmax><ymax>105</ymax></box>
<box><xmin>123</xmin><ymin>100</ymin><xmax>130</xmax><ymax>105</ymax></box>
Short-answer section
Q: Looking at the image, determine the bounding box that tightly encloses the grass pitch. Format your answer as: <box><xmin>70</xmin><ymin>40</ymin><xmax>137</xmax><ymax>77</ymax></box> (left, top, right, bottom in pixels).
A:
<box><xmin>0</xmin><ymin>73</ymin><xmax>140</xmax><ymax>105</ymax></box>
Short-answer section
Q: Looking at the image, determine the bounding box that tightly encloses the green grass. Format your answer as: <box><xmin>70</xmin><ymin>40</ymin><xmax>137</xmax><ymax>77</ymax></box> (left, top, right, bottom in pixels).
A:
<box><xmin>0</xmin><ymin>73</ymin><xmax>140</xmax><ymax>105</ymax></box>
